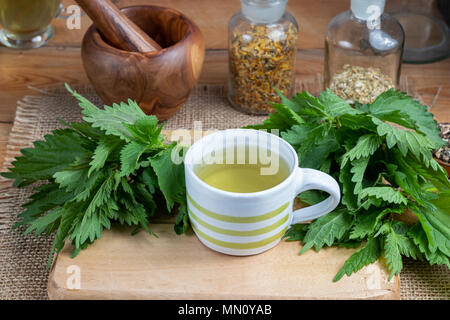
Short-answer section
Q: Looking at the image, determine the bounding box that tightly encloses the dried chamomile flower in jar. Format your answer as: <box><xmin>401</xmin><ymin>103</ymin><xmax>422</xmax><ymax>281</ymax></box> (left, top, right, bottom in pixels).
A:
<box><xmin>228</xmin><ymin>0</ymin><xmax>298</xmax><ymax>115</ymax></box>
<box><xmin>329</xmin><ymin>65</ymin><xmax>395</xmax><ymax>104</ymax></box>
<box><xmin>324</xmin><ymin>0</ymin><xmax>404</xmax><ymax>104</ymax></box>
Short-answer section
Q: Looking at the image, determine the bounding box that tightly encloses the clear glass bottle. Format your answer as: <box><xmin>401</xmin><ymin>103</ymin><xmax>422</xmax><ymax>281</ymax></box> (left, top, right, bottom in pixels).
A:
<box><xmin>325</xmin><ymin>0</ymin><xmax>404</xmax><ymax>104</ymax></box>
<box><xmin>228</xmin><ymin>0</ymin><xmax>298</xmax><ymax>115</ymax></box>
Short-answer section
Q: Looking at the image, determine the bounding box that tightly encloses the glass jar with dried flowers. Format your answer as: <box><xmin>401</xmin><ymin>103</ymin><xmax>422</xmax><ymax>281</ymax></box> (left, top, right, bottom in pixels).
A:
<box><xmin>325</xmin><ymin>0</ymin><xmax>404</xmax><ymax>104</ymax></box>
<box><xmin>228</xmin><ymin>0</ymin><xmax>298</xmax><ymax>115</ymax></box>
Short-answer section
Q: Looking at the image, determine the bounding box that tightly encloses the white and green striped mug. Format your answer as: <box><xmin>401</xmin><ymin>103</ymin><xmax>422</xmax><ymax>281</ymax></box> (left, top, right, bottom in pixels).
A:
<box><xmin>184</xmin><ymin>129</ymin><xmax>341</xmax><ymax>255</ymax></box>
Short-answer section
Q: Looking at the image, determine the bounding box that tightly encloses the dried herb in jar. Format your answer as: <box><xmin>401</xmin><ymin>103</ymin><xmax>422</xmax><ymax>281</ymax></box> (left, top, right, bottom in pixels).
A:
<box><xmin>434</xmin><ymin>123</ymin><xmax>450</xmax><ymax>164</ymax></box>
<box><xmin>228</xmin><ymin>23</ymin><xmax>298</xmax><ymax>114</ymax></box>
<box><xmin>329</xmin><ymin>64</ymin><xmax>395</xmax><ymax>104</ymax></box>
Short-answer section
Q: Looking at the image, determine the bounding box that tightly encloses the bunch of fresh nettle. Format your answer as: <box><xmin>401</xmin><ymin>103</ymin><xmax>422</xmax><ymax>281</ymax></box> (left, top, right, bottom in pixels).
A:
<box><xmin>2</xmin><ymin>85</ymin><xmax>449</xmax><ymax>281</ymax></box>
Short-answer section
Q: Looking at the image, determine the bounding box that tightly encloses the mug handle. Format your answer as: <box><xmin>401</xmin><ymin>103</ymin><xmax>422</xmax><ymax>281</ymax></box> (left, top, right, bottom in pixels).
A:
<box><xmin>291</xmin><ymin>168</ymin><xmax>341</xmax><ymax>224</ymax></box>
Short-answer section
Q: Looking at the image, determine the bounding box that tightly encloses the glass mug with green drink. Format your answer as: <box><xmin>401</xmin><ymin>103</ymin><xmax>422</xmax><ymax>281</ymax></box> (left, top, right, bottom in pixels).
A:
<box><xmin>0</xmin><ymin>0</ymin><xmax>61</xmax><ymax>49</ymax></box>
<box><xmin>184</xmin><ymin>129</ymin><xmax>341</xmax><ymax>255</ymax></box>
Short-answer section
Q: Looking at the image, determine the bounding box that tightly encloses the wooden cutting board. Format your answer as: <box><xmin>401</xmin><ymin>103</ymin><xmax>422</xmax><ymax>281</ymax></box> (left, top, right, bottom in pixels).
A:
<box><xmin>48</xmin><ymin>129</ymin><xmax>399</xmax><ymax>299</ymax></box>
<box><xmin>48</xmin><ymin>223</ymin><xmax>399</xmax><ymax>299</ymax></box>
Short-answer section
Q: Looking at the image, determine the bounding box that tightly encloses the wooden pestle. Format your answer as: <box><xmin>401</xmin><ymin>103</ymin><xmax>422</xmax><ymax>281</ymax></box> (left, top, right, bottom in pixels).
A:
<box><xmin>75</xmin><ymin>0</ymin><xmax>162</xmax><ymax>52</ymax></box>
<box><xmin>81</xmin><ymin>5</ymin><xmax>206</xmax><ymax>120</ymax></box>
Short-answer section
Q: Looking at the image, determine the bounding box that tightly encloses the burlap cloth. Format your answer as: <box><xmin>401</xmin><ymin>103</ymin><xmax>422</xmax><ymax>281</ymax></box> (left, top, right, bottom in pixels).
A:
<box><xmin>0</xmin><ymin>78</ymin><xmax>449</xmax><ymax>300</ymax></box>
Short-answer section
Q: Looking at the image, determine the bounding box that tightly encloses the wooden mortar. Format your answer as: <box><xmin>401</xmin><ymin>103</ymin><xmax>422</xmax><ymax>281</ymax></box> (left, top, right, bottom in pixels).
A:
<box><xmin>81</xmin><ymin>5</ymin><xmax>205</xmax><ymax>120</ymax></box>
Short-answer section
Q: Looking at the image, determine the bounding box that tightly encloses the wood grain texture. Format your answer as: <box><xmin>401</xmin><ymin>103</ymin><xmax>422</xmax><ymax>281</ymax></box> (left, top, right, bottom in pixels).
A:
<box><xmin>1</xmin><ymin>48</ymin><xmax>449</xmax><ymax>122</ymax></box>
<box><xmin>0</xmin><ymin>0</ymin><xmax>448</xmax><ymax>123</ymax></box>
<box><xmin>74</xmin><ymin>0</ymin><xmax>162</xmax><ymax>52</ymax></box>
<box><xmin>0</xmin><ymin>47</ymin><xmax>88</xmax><ymax>122</ymax></box>
<box><xmin>81</xmin><ymin>5</ymin><xmax>205</xmax><ymax>120</ymax></box>
<box><xmin>48</xmin><ymin>224</ymin><xmax>400</xmax><ymax>300</ymax></box>
<box><xmin>46</xmin><ymin>130</ymin><xmax>399</xmax><ymax>300</ymax></box>
<box><xmin>56</xmin><ymin>0</ymin><xmax>444</xmax><ymax>50</ymax></box>
<box><xmin>0</xmin><ymin>123</ymin><xmax>12</xmax><ymax>168</ymax></box>
<box><xmin>53</xmin><ymin>0</ymin><xmax>348</xmax><ymax>50</ymax></box>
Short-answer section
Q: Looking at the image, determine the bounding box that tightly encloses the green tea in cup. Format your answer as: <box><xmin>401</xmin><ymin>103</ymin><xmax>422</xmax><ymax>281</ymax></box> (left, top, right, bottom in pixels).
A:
<box><xmin>184</xmin><ymin>129</ymin><xmax>341</xmax><ymax>256</ymax></box>
<box><xmin>195</xmin><ymin>147</ymin><xmax>290</xmax><ymax>193</ymax></box>
<box><xmin>0</xmin><ymin>0</ymin><xmax>60</xmax><ymax>48</ymax></box>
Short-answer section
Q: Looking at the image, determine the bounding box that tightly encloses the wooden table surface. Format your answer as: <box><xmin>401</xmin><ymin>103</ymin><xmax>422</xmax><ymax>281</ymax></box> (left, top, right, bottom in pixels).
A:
<box><xmin>0</xmin><ymin>0</ymin><xmax>449</xmax><ymax>164</ymax></box>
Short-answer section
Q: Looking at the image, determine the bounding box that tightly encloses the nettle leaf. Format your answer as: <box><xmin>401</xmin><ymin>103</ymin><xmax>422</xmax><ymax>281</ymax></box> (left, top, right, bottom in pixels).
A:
<box><xmin>24</xmin><ymin>207</ymin><xmax>63</xmax><ymax>236</ymax></box>
<box><xmin>62</xmin><ymin>120</ymin><xmax>105</xmax><ymax>142</ymax></box>
<box><xmin>117</xmin><ymin>183</ymin><xmax>156</xmax><ymax>236</ymax></box>
<box><xmin>353</xmin><ymin>101</ymin><xmax>370</xmax><ymax>113</ymax></box>
<box><xmin>54</xmin><ymin>168</ymin><xmax>87</xmax><ymax>190</ymax></box>
<box><xmin>372</xmin><ymin>117</ymin><xmax>440</xmax><ymax>171</ymax></box>
<box><xmin>53</xmin><ymin>153</ymin><xmax>102</xmax><ymax>196</ymax></box>
<box><xmin>350</xmin><ymin>209</ymin><xmax>387</xmax><ymax>240</ymax></box>
<box><xmin>290</xmin><ymin>91</ymin><xmax>333</xmax><ymax>122</ymax></box>
<box><xmin>282</xmin><ymin>125</ymin><xmax>339</xmax><ymax>172</ymax></box>
<box><xmin>57</xmin><ymin>168</ymin><xmax>104</xmax><ymax>203</ymax></box>
<box><xmin>341</xmin><ymin>134</ymin><xmax>381</xmax><ymax>168</ymax></box>
<box><xmin>369</xmin><ymin>89</ymin><xmax>444</xmax><ymax>148</ymax></box>
<box><xmin>89</xmin><ymin>136</ymin><xmax>123</xmax><ymax>176</ymax></box>
<box><xmin>300</xmin><ymin>208</ymin><xmax>353</xmax><ymax>253</ymax></box>
<box><xmin>282</xmin><ymin>123</ymin><xmax>330</xmax><ymax>167</ymax></box>
<box><xmin>276</xmin><ymin>87</ymin><xmax>302</xmax><ymax>111</ymax></box>
<box><xmin>71</xmin><ymin>210</ymin><xmax>104</xmax><ymax>248</ymax></box>
<box><xmin>68</xmin><ymin>172</ymin><xmax>118</xmax><ymax>248</ymax></box>
<box><xmin>350</xmin><ymin>157</ymin><xmax>369</xmax><ymax>195</ymax></box>
<box><xmin>380</xmin><ymin>220</ymin><xmax>422</xmax><ymax>279</ymax></box>
<box><xmin>386</xmin><ymin>151</ymin><xmax>440</xmax><ymax>204</ymax></box>
<box><xmin>283</xmin><ymin>223</ymin><xmax>310</xmax><ymax>242</ymax></box>
<box><xmin>412</xmin><ymin>199</ymin><xmax>450</xmax><ymax>256</ymax></box>
<box><xmin>408</xmin><ymin>224</ymin><xmax>450</xmax><ymax>268</ymax></box>
<box><xmin>298</xmin><ymin>190</ymin><xmax>328</xmax><ymax>206</ymax></box>
<box><xmin>1</xmin><ymin>87</ymin><xmax>197</xmax><ymax>264</ymax></box>
<box><xmin>124</xmin><ymin>117</ymin><xmax>158</xmax><ymax>139</ymax></box>
<box><xmin>15</xmin><ymin>183</ymin><xmax>73</xmax><ymax>227</ymax></box>
<box><xmin>281</xmin><ymin>123</ymin><xmax>326</xmax><ymax>148</ymax></box>
<box><xmin>149</xmin><ymin>144</ymin><xmax>186</xmax><ymax>212</ymax></box>
<box><xmin>67</xmin><ymin>85</ymin><xmax>147</xmax><ymax>142</ymax></box>
<box><xmin>4</xmin><ymin>85</ymin><xmax>448</xmax><ymax>276</ymax></box>
<box><xmin>133</xmin><ymin>183</ymin><xmax>156</xmax><ymax>213</ymax></box>
<box><xmin>246</xmin><ymin>88</ymin><xmax>449</xmax><ymax>280</ymax></box>
<box><xmin>318</xmin><ymin>88</ymin><xmax>362</xmax><ymax>118</ymax></box>
<box><xmin>1</xmin><ymin>129</ymin><xmax>91</xmax><ymax>187</ymax></box>
<box><xmin>47</xmin><ymin>204</ymin><xmax>80</xmax><ymax>267</ymax></box>
<box><xmin>338</xmin><ymin>113</ymin><xmax>377</xmax><ymax>131</ymax></box>
<box><xmin>139</xmin><ymin>167</ymin><xmax>158</xmax><ymax>194</ymax></box>
<box><xmin>120</xmin><ymin>141</ymin><xmax>149</xmax><ymax>177</ymax></box>
<box><xmin>383</xmin><ymin>229</ymin><xmax>404</xmax><ymax>279</ymax></box>
<box><xmin>334</xmin><ymin>237</ymin><xmax>381</xmax><ymax>282</ymax></box>
<box><xmin>174</xmin><ymin>196</ymin><xmax>189</xmax><ymax>235</ymax></box>
<box><xmin>337</xmin><ymin>240</ymin><xmax>364</xmax><ymax>249</ymax></box>
<box><xmin>84</xmin><ymin>171</ymin><xmax>117</xmax><ymax>216</ymax></box>
<box><xmin>124</xmin><ymin>117</ymin><xmax>166</xmax><ymax>147</ymax></box>
<box><xmin>358</xmin><ymin>187</ymin><xmax>408</xmax><ymax>206</ymax></box>
<box><xmin>406</xmin><ymin>153</ymin><xmax>450</xmax><ymax>191</ymax></box>
<box><xmin>300</xmin><ymin>132</ymin><xmax>340</xmax><ymax>171</ymax></box>
<box><xmin>339</xmin><ymin>163</ymin><xmax>358</xmax><ymax>210</ymax></box>
<box><xmin>246</xmin><ymin>102</ymin><xmax>304</xmax><ymax>131</ymax></box>
<box><xmin>397</xmin><ymin>237</ymin><xmax>423</xmax><ymax>261</ymax></box>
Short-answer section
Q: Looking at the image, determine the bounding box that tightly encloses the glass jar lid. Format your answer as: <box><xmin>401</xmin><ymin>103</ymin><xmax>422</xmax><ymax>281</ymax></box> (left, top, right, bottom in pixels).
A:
<box><xmin>241</xmin><ymin>0</ymin><xmax>287</xmax><ymax>23</ymax></box>
<box><xmin>351</xmin><ymin>0</ymin><xmax>385</xmax><ymax>21</ymax></box>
